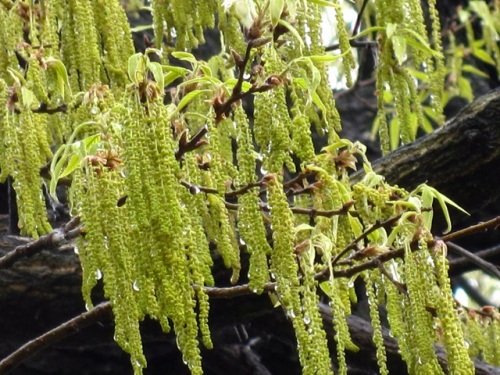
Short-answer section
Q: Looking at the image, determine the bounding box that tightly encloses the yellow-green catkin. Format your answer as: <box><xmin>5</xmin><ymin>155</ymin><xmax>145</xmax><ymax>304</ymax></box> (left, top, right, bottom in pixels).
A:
<box><xmin>234</xmin><ymin>105</ymin><xmax>271</xmax><ymax>292</ymax></box>
<box><xmin>373</xmin><ymin>0</ymin><xmax>444</xmax><ymax>151</ymax></box>
<box><xmin>328</xmin><ymin>0</ymin><xmax>356</xmax><ymax>88</ymax></box>
<box><xmin>433</xmin><ymin>241</ymin><xmax>475</xmax><ymax>374</ymax></box>
<box><xmin>296</xmin><ymin>249</ymin><xmax>333</xmax><ymax>375</ymax></box>
<box><xmin>327</xmin><ymin>278</ymin><xmax>357</xmax><ymax>375</ymax></box>
<box><xmin>73</xmin><ymin>161</ymin><xmax>147</xmax><ymax>374</ymax></box>
<box><xmin>151</xmin><ymin>0</ymin><xmax>217</xmax><ymax>50</ymax></box>
<box><xmin>60</xmin><ymin>0</ymin><xmax>102</xmax><ymax>91</ymax></box>
<box><xmin>402</xmin><ymin>233</ymin><xmax>444</xmax><ymax>374</ymax></box>
<box><xmin>0</xmin><ymin>79</ymin><xmax>10</xmax><ymax>181</ymax></box>
<box><xmin>90</xmin><ymin>0</ymin><xmax>134</xmax><ymax>90</ymax></box>
<box><xmin>10</xmin><ymin>107</ymin><xmax>52</xmax><ymax>237</ymax></box>
<box><xmin>294</xmin><ymin>3</ymin><xmax>342</xmax><ymax>135</ymax></box>
<box><xmin>365</xmin><ymin>271</ymin><xmax>389</xmax><ymax>375</ymax></box>
<box><xmin>119</xmin><ymin>86</ymin><xmax>207</xmax><ymax>374</ymax></box>
<box><xmin>267</xmin><ymin>174</ymin><xmax>331</xmax><ymax>375</ymax></box>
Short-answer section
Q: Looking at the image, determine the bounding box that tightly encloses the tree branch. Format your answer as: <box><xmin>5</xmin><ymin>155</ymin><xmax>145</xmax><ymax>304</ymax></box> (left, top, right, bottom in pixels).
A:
<box><xmin>0</xmin><ymin>217</ymin><xmax>81</xmax><ymax>269</ymax></box>
<box><xmin>0</xmin><ymin>302</ymin><xmax>112</xmax><ymax>374</ymax></box>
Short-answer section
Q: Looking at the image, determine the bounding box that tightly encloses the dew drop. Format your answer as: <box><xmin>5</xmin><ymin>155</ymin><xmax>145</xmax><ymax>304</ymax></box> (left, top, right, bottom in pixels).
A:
<box><xmin>303</xmin><ymin>315</ymin><xmax>311</xmax><ymax>325</ymax></box>
<box><xmin>239</xmin><ymin>237</ymin><xmax>246</xmax><ymax>245</ymax></box>
<box><xmin>133</xmin><ymin>280</ymin><xmax>140</xmax><ymax>291</ymax></box>
<box><xmin>287</xmin><ymin>309</ymin><xmax>296</xmax><ymax>319</ymax></box>
<box><xmin>95</xmin><ymin>269</ymin><xmax>103</xmax><ymax>280</ymax></box>
<box><xmin>74</xmin><ymin>246</ymin><xmax>79</xmax><ymax>254</ymax></box>
<box><xmin>90</xmin><ymin>106</ymin><xmax>99</xmax><ymax>115</ymax></box>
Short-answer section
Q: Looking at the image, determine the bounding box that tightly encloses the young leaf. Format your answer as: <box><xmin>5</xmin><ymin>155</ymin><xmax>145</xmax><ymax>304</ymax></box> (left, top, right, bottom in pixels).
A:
<box><xmin>147</xmin><ymin>61</ymin><xmax>165</xmax><ymax>92</ymax></box>
<box><xmin>391</xmin><ymin>35</ymin><xmax>407</xmax><ymax>65</ymax></box>
<box><xmin>171</xmin><ymin>51</ymin><xmax>198</xmax><ymax>63</ymax></box>
<box><xmin>270</xmin><ymin>0</ymin><xmax>285</xmax><ymax>28</ymax></box>
<box><xmin>176</xmin><ymin>89</ymin><xmax>212</xmax><ymax>112</ymax></box>
<box><xmin>127</xmin><ymin>53</ymin><xmax>145</xmax><ymax>85</ymax></box>
<box><xmin>45</xmin><ymin>58</ymin><xmax>72</xmax><ymax>98</ymax></box>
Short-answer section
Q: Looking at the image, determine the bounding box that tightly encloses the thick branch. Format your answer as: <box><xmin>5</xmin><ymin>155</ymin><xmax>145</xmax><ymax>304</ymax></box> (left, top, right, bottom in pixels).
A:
<box><xmin>353</xmin><ymin>89</ymin><xmax>500</xmax><ymax>215</ymax></box>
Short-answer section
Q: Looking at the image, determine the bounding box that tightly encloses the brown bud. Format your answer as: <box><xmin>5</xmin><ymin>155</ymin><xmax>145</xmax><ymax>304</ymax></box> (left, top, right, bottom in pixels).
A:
<box><xmin>249</xmin><ymin>37</ymin><xmax>272</xmax><ymax>49</ymax></box>
<box><xmin>231</xmin><ymin>49</ymin><xmax>244</xmax><ymax>68</ymax></box>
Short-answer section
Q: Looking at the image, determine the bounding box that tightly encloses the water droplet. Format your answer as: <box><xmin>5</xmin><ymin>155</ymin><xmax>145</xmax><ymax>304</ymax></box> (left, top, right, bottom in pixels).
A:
<box><xmin>260</xmin><ymin>166</ymin><xmax>268</xmax><ymax>175</ymax></box>
<box><xmin>133</xmin><ymin>281</ymin><xmax>140</xmax><ymax>291</ymax></box>
<box><xmin>90</xmin><ymin>106</ymin><xmax>99</xmax><ymax>115</ymax></box>
<box><xmin>287</xmin><ymin>309</ymin><xmax>296</xmax><ymax>319</ymax></box>
<box><xmin>464</xmin><ymin>341</ymin><xmax>470</xmax><ymax>348</ymax></box>
<box><xmin>303</xmin><ymin>315</ymin><xmax>311</xmax><ymax>325</ymax></box>
<box><xmin>190</xmin><ymin>185</ymin><xmax>200</xmax><ymax>195</ymax></box>
<box><xmin>95</xmin><ymin>269</ymin><xmax>103</xmax><ymax>280</ymax></box>
<box><xmin>239</xmin><ymin>237</ymin><xmax>246</xmax><ymax>245</ymax></box>
<box><xmin>85</xmin><ymin>303</ymin><xmax>92</xmax><ymax>311</ymax></box>
<box><xmin>74</xmin><ymin>246</ymin><xmax>79</xmax><ymax>254</ymax></box>
<box><xmin>251</xmin><ymin>288</ymin><xmax>258</xmax><ymax>294</ymax></box>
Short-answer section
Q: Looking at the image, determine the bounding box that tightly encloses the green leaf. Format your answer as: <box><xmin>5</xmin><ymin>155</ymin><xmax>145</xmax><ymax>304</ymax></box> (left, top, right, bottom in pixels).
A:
<box><xmin>311</xmin><ymin>91</ymin><xmax>327</xmax><ymax>114</ymax></box>
<box><xmin>224</xmin><ymin>78</ymin><xmax>253</xmax><ymax>92</ymax></box>
<box><xmin>351</xmin><ymin>26</ymin><xmax>385</xmax><ymax>40</ymax></box>
<box><xmin>472</xmin><ymin>48</ymin><xmax>496</xmax><ymax>65</ymax></box>
<box><xmin>59</xmin><ymin>153</ymin><xmax>82</xmax><ymax>179</ymax></box>
<box><xmin>319</xmin><ymin>281</ymin><xmax>333</xmax><ymax>296</ymax></box>
<box><xmin>469</xmin><ymin>1</ymin><xmax>498</xmax><ymax>35</ymax></box>
<box><xmin>386</xmin><ymin>23</ymin><xmax>398</xmax><ymax>39</ymax></box>
<box><xmin>127</xmin><ymin>53</ymin><xmax>145</xmax><ymax>84</ymax></box>
<box><xmin>7</xmin><ymin>67</ymin><xmax>26</xmax><ymax>85</ymax></box>
<box><xmin>130</xmin><ymin>24</ymin><xmax>153</xmax><ymax>33</ymax></box>
<box><xmin>277</xmin><ymin>19</ymin><xmax>304</xmax><ymax>48</ymax></box>
<box><xmin>177</xmin><ymin>76</ymin><xmax>221</xmax><ymax>89</ymax></box>
<box><xmin>20</xmin><ymin>87</ymin><xmax>37</xmax><ymax>109</ymax></box>
<box><xmin>458</xmin><ymin>76</ymin><xmax>473</xmax><ymax>102</ymax></box>
<box><xmin>402</xmin><ymin>29</ymin><xmax>442</xmax><ymax>58</ymax></box>
<box><xmin>199</xmin><ymin>64</ymin><xmax>213</xmax><ymax>78</ymax></box>
<box><xmin>461</xmin><ymin>64</ymin><xmax>489</xmax><ymax>78</ymax></box>
<box><xmin>306</xmin><ymin>0</ymin><xmax>339</xmax><ymax>8</ymax></box>
<box><xmin>309</xmin><ymin>48</ymin><xmax>352</xmax><ymax>63</ymax></box>
<box><xmin>389</xmin><ymin>116</ymin><xmax>399</xmax><ymax>150</ymax></box>
<box><xmin>162</xmin><ymin>65</ymin><xmax>191</xmax><ymax>75</ymax></box>
<box><xmin>164</xmin><ymin>71</ymin><xmax>182</xmax><ymax>87</ymax></box>
<box><xmin>413</xmin><ymin>184</ymin><xmax>469</xmax><ymax>233</ymax></box>
<box><xmin>147</xmin><ymin>61</ymin><xmax>164</xmax><ymax>92</ymax></box>
<box><xmin>391</xmin><ymin>35</ymin><xmax>407</xmax><ymax>65</ymax></box>
<box><xmin>171</xmin><ymin>51</ymin><xmax>197</xmax><ymax>63</ymax></box>
<box><xmin>270</xmin><ymin>0</ymin><xmax>285</xmax><ymax>28</ymax></box>
<box><xmin>176</xmin><ymin>89</ymin><xmax>212</xmax><ymax>112</ymax></box>
<box><xmin>45</xmin><ymin>58</ymin><xmax>72</xmax><ymax>98</ymax></box>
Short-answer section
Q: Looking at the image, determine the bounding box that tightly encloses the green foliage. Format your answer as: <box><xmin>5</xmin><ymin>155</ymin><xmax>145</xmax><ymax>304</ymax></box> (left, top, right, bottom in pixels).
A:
<box><xmin>1</xmin><ymin>1</ymin><xmax>498</xmax><ymax>375</ymax></box>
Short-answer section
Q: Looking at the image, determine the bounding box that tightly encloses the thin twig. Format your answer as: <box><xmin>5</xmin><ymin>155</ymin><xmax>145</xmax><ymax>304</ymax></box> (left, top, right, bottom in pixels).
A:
<box><xmin>446</xmin><ymin>242</ymin><xmax>500</xmax><ymax>280</ymax></box>
<box><xmin>449</xmin><ymin>244</ymin><xmax>500</xmax><ymax>272</ymax></box>
<box><xmin>0</xmin><ymin>216</ymin><xmax>81</xmax><ymax>269</ymax></box>
<box><xmin>175</xmin><ymin>124</ymin><xmax>209</xmax><ymax>160</ymax></box>
<box><xmin>352</xmin><ymin>0</ymin><xmax>370</xmax><ymax>37</ymax></box>
<box><xmin>331</xmin><ymin>213</ymin><xmax>404</xmax><ymax>269</ymax></box>
<box><xmin>325</xmin><ymin>40</ymin><xmax>378</xmax><ymax>52</ymax></box>
<box><xmin>441</xmin><ymin>217</ymin><xmax>500</xmax><ymax>243</ymax></box>
<box><xmin>0</xmin><ymin>302</ymin><xmax>112</xmax><ymax>374</ymax></box>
